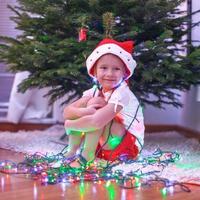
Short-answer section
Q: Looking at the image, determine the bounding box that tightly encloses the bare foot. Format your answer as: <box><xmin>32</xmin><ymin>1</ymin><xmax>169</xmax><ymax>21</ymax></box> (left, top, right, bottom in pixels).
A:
<box><xmin>62</xmin><ymin>148</ymin><xmax>77</xmax><ymax>159</ymax></box>
<box><xmin>51</xmin><ymin>150</ymin><xmax>77</xmax><ymax>168</ymax></box>
<box><xmin>94</xmin><ymin>158</ymin><xmax>108</xmax><ymax>168</ymax></box>
<box><xmin>63</xmin><ymin>151</ymin><xmax>76</xmax><ymax>159</ymax></box>
<box><xmin>68</xmin><ymin>160</ymin><xmax>82</xmax><ymax>168</ymax></box>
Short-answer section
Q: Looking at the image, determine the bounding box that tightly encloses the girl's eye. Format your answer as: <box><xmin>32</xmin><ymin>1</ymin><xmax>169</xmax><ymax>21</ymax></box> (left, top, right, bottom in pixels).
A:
<box><xmin>100</xmin><ymin>66</ymin><xmax>107</xmax><ymax>70</ymax></box>
<box><xmin>114</xmin><ymin>67</ymin><xmax>120</xmax><ymax>70</ymax></box>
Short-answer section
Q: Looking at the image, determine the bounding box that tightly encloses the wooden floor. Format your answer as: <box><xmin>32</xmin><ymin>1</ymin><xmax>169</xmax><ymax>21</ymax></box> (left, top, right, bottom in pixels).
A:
<box><xmin>0</xmin><ymin>149</ymin><xmax>200</xmax><ymax>200</ymax></box>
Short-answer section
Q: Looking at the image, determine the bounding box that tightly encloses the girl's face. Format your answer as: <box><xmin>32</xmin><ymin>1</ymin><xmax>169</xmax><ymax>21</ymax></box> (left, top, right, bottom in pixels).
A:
<box><xmin>95</xmin><ymin>54</ymin><xmax>126</xmax><ymax>92</ymax></box>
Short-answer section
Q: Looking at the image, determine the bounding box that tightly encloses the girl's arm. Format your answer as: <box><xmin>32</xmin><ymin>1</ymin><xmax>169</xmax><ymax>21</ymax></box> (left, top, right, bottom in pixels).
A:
<box><xmin>63</xmin><ymin>96</ymin><xmax>96</xmax><ymax>120</ymax></box>
<box><xmin>64</xmin><ymin>103</ymin><xmax>123</xmax><ymax>132</ymax></box>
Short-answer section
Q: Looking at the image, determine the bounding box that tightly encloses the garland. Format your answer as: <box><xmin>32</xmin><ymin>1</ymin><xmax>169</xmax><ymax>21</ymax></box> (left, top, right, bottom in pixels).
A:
<box><xmin>0</xmin><ymin>148</ymin><xmax>194</xmax><ymax>195</ymax></box>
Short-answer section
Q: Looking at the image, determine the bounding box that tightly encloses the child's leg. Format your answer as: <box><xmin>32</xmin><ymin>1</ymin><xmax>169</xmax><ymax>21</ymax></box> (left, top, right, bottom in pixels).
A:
<box><xmin>68</xmin><ymin>121</ymin><xmax>125</xmax><ymax>167</ymax></box>
<box><xmin>64</xmin><ymin>130</ymin><xmax>83</xmax><ymax>158</ymax></box>
<box><xmin>81</xmin><ymin>128</ymin><xmax>105</xmax><ymax>161</ymax></box>
<box><xmin>97</xmin><ymin>120</ymin><xmax>138</xmax><ymax>161</ymax></box>
<box><xmin>81</xmin><ymin>121</ymin><xmax>126</xmax><ymax>166</ymax></box>
<box><xmin>100</xmin><ymin>120</ymin><xmax>126</xmax><ymax>150</ymax></box>
<box><xmin>68</xmin><ymin>128</ymin><xmax>104</xmax><ymax>168</ymax></box>
<box><xmin>73</xmin><ymin>120</ymin><xmax>124</xmax><ymax>161</ymax></box>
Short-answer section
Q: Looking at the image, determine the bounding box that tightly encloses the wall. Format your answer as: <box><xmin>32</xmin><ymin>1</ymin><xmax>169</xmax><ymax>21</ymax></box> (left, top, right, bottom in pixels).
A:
<box><xmin>181</xmin><ymin>86</ymin><xmax>200</xmax><ymax>132</ymax></box>
<box><xmin>180</xmin><ymin>0</ymin><xmax>200</xmax><ymax>132</ymax></box>
<box><xmin>144</xmin><ymin>91</ymin><xmax>183</xmax><ymax>125</ymax></box>
<box><xmin>0</xmin><ymin>0</ymin><xmax>19</xmax><ymax>117</ymax></box>
<box><xmin>0</xmin><ymin>0</ymin><xmax>20</xmax><ymax>38</ymax></box>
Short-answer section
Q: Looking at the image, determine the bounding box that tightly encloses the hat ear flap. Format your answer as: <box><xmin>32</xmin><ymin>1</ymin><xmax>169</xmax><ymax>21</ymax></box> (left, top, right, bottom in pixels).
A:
<box><xmin>90</xmin><ymin>61</ymin><xmax>98</xmax><ymax>77</ymax></box>
<box><xmin>121</xmin><ymin>41</ymin><xmax>134</xmax><ymax>54</ymax></box>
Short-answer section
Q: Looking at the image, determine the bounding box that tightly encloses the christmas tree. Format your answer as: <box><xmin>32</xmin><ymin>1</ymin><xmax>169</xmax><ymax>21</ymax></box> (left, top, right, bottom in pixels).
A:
<box><xmin>0</xmin><ymin>0</ymin><xmax>200</xmax><ymax>108</ymax></box>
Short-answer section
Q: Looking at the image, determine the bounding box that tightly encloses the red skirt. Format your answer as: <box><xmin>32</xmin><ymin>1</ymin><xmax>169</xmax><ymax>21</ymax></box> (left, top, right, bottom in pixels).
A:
<box><xmin>95</xmin><ymin>131</ymin><xmax>139</xmax><ymax>161</ymax></box>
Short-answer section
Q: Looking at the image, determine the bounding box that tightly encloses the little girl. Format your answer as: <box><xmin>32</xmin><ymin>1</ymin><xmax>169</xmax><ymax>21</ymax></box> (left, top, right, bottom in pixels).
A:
<box><xmin>62</xmin><ymin>38</ymin><xmax>145</xmax><ymax>168</ymax></box>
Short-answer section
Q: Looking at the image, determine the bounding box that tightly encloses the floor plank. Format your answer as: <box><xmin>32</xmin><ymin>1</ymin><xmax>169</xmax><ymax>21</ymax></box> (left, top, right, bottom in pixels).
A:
<box><xmin>0</xmin><ymin>148</ymin><xmax>200</xmax><ymax>200</ymax></box>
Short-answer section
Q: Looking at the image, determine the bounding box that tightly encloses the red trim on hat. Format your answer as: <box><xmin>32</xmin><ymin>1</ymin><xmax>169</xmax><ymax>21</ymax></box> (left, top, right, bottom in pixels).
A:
<box><xmin>97</xmin><ymin>38</ymin><xmax>134</xmax><ymax>54</ymax></box>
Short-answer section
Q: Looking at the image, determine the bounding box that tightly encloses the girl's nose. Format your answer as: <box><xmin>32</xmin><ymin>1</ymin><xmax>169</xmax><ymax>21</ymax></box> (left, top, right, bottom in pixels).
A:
<box><xmin>106</xmin><ymin>69</ymin><xmax>113</xmax><ymax>76</ymax></box>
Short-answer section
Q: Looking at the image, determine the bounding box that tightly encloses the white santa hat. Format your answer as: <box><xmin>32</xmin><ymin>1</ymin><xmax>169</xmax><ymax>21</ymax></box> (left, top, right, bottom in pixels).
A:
<box><xmin>86</xmin><ymin>38</ymin><xmax>137</xmax><ymax>80</ymax></box>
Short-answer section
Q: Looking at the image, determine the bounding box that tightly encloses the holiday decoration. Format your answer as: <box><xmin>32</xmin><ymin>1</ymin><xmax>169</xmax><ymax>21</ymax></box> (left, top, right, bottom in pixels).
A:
<box><xmin>0</xmin><ymin>148</ymin><xmax>196</xmax><ymax>195</ymax></box>
<box><xmin>79</xmin><ymin>28</ymin><xmax>88</xmax><ymax>42</ymax></box>
<box><xmin>0</xmin><ymin>0</ymin><xmax>200</xmax><ymax>107</ymax></box>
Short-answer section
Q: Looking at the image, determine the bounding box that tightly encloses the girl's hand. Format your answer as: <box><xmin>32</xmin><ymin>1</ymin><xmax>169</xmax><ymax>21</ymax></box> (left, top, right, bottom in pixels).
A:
<box><xmin>82</xmin><ymin>106</ymin><xmax>96</xmax><ymax>115</ymax></box>
<box><xmin>87</xmin><ymin>97</ymin><xmax>107</xmax><ymax>109</ymax></box>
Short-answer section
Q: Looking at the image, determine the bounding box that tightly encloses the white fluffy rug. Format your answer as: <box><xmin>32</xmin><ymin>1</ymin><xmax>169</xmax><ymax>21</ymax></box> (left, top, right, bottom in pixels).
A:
<box><xmin>0</xmin><ymin>125</ymin><xmax>200</xmax><ymax>184</ymax></box>
<box><xmin>0</xmin><ymin>125</ymin><xmax>67</xmax><ymax>154</ymax></box>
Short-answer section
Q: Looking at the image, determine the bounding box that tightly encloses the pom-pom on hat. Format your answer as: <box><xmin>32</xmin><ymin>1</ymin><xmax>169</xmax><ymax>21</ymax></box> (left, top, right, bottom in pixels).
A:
<box><xmin>86</xmin><ymin>38</ymin><xmax>137</xmax><ymax>80</ymax></box>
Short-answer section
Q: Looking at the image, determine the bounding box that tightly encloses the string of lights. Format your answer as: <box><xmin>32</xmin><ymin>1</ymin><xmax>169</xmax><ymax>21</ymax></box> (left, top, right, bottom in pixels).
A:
<box><xmin>0</xmin><ymin>148</ymin><xmax>196</xmax><ymax>195</ymax></box>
